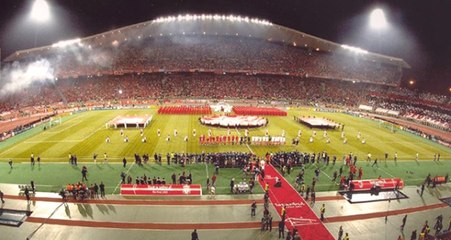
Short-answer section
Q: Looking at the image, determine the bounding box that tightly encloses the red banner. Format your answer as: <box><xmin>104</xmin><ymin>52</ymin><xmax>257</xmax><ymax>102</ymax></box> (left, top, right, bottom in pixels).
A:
<box><xmin>350</xmin><ymin>178</ymin><xmax>404</xmax><ymax>192</ymax></box>
<box><xmin>120</xmin><ymin>184</ymin><xmax>202</xmax><ymax>196</ymax></box>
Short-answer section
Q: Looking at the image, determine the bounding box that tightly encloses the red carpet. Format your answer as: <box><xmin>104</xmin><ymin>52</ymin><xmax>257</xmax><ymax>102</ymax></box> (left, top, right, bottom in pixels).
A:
<box><xmin>258</xmin><ymin>164</ymin><xmax>334</xmax><ymax>240</ymax></box>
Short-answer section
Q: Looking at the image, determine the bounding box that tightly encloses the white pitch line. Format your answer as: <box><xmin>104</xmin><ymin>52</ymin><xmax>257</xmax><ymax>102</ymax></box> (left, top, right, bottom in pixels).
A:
<box><xmin>245</xmin><ymin>144</ymin><xmax>255</xmax><ymax>154</ymax></box>
<box><xmin>43</xmin><ymin>115</ymin><xmax>82</xmax><ymax>133</ymax></box>
<box><xmin>0</xmin><ymin>143</ymin><xmax>23</xmax><ymax>155</ymax></box>
<box><xmin>1</xmin><ymin>157</ymin><xmax>140</xmax><ymax>161</ymax></box>
<box><xmin>112</xmin><ymin>162</ymin><xmax>135</xmax><ymax>194</ymax></box>
<box><xmin>23</xmin><ymin>120</ymin><xmax>104</xmax><ymax>144</ymax></box>
<box><xmin>320</xmin><ymin>170</ymin><xmax>334</xmax><ymax>183</ymax></box>
<box><xmin>204</xmin><ymin>161</ymin><xmax>209</xmax><ymax>179</ymax></box>
<box><xmin>235</xmin><ymin>128</ymin><xmax>255</xmax><ymax>154</ymax></box>
<box><xmin>81</xmin><ymin>124</ymin><xmax>107</xmax><ymax>141</ymax></box>
<box><xmin>24</xmin><ymin>140</ymin><xmax>82</xmax><ymax>143</ymax></box>
<box><xmin>313</xmin><ymin>163</ymin><xmax>333</xmax><ymax>182</ymax></box>
<box><xmin>377</xmin><ymin>167</ymin><xmax>396</xmax><ymax>178</ymax></box>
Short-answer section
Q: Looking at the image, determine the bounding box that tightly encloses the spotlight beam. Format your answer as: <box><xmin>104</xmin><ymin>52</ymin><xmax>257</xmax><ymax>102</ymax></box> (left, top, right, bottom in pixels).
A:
<box><xmin>30</xmin><ymin>0</ymin><xmax>51</xmax><ymax>23</ymax></box>
<box><xmin>369</xmin><ymin>8</ymin><xmax>387</xmax><ymax>30</ymax></box>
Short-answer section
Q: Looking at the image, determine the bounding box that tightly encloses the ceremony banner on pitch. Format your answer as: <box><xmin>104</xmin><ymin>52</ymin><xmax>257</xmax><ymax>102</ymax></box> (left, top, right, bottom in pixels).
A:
<box><xmin>120</xmin><ymin>184</ymin><xmax>202</xmax><ymax>196</ymax></box>
<box><xmin>349</xmin><ymin>178</ymin><xmax>404</xmax><ymax>192</ymax></box>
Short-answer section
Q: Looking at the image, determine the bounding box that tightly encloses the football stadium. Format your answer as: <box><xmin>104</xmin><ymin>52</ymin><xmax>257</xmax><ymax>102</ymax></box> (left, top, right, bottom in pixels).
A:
<box><xmin>0</xmin><ymin>1</ymin><xmax>450</xmax><ymax>240</ymax></box>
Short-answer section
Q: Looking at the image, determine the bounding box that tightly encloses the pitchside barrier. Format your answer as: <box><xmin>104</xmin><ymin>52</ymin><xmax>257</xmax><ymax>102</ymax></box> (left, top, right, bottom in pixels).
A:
<box><xmin>434</xmin><ymin>176</ymin><xmax>447</xmax><ymax>185</ymax></box>
<box><xmin>120</xmin><ymin>184</ymin><xmax>202</xmax><ymax>196</ymax></box>
<box><xmin>349</xmin><ymin>178</ymin><xmax>404</xmax><ymax>192</ymax></box>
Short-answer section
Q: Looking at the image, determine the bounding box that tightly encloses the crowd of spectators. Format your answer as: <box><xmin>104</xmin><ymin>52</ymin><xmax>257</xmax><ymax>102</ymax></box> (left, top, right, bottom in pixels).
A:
<box><xmin>36</xmin><ymin>35</ymin><xmax>400</xmax><ymax>86</ymax></box>
<box><xmin>1</xmin><ymin>72</ymin><xmax>449</xmax><ymax>132</ymax></box>
<box><xmin>1</xmin><ymin>35</ymin><xmax>448</xmax><ymax>131</ymax></box>
<box><xmin>366</xmin><ymin>96</ymin><xmax>450</xmax><ymax>130</ymax></box>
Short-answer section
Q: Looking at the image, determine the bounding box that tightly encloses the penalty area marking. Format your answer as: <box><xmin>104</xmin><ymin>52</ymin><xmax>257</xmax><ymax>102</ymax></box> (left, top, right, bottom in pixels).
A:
<box><xmin>43</xmin><ymin>115</ymin><xmax>83</xmax><ymax>133</ymax></box>
<box><xmin>23</xmin><ymin>124</ymin><xmax>107</xmax><ymax>144</ymax></box>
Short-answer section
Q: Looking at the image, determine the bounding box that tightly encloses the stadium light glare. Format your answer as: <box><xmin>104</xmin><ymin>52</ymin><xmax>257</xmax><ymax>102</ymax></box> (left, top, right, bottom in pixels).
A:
<box><xmin>151</xmin><ymin>14</ymin><xmax>272</xmax><ymax>26</ymax></box>
<box><xmin>370</xmin><ymin>8</ymin><xmax>387</xmax><ymax>29</ymax></box>
<box><xmin>52</xmin><ymin>38</ymin><xmax>81</xmax><ymax>48</ymax></box>
<box><xmin>30</xmin><ymin>0</ymin><xmax>50</xmax><ymax>23</ymax></box>
<box><xmin>341</xmin><ymin>44</ymin><xmax>369</xmax><ymax>54</ymax></box>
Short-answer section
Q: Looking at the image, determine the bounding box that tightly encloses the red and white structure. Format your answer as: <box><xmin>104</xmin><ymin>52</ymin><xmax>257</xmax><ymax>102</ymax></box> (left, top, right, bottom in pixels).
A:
<box><xmin>106</xmin><ymin>115</ymin><xmax>152</xmax><ymax>129</ymax></box>
<box><xmin>295</xmin><ymin>116</ymin><xmax>340</xmax><ymax>129</ymax></box>
<box><xmin>349</xmin><ymin>178</ymin><xmax>404</xmax><ymax>192</ymax></box>
<box><xmin>200</xmin><ymin>115</ymin><xmax>267</xmax><ymax>128</ymax></box>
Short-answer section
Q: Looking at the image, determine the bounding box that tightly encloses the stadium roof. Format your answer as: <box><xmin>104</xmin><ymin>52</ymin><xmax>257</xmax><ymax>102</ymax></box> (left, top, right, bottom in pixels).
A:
<box><xmin>4</xmin><ymin>14</ymin><xmax>410</xmax><ymax>68</ymax></box>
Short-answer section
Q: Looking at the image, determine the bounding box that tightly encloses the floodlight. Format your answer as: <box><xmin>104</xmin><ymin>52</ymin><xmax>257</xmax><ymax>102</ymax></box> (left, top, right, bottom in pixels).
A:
<box><xmin>30</xmin><ymin>0</ymin><xmax>50</xmax><ymax>23</ymax></box>
<box><xmin>370</xmin><ymin>8</ymin><xmax>387</xmax><ymax>29</ymax></box>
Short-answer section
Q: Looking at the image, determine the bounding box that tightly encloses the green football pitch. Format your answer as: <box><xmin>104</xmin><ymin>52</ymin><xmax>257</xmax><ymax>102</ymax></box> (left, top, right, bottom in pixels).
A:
<box><xmin>0</xmin><ymin>107</ymin><xmax>449</xmax><ymax>194</ymax></box>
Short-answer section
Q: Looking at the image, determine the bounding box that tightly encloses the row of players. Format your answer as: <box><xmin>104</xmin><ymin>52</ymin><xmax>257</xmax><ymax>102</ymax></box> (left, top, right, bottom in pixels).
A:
<box><xmin>113</xmin><ymin>127</ymin><xmax>367</xmax><ymax>139</ymax></box>
<box><xmin>199</xmin><ymin>135</ymin><xmax>287</xmax><ymax>145</ymax></box>
<box><xmin>105</xmin><ymin>127</ymin><xmax>370</xmax><ymax>145</ymax></box>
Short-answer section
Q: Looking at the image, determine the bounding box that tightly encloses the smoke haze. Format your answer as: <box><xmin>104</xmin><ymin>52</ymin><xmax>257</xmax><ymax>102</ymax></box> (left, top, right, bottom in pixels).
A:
<box><xmin>1</xmin><ymin>59</ymin><xmax>55</xmax><ymax>95</ymax></box>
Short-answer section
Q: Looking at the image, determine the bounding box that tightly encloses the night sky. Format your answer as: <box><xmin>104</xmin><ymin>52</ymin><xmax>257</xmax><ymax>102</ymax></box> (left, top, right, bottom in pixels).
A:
<box><xmin>0</xmin><ymin>0</ymin><xmax>450</xmax><ymax>94</ymax></box>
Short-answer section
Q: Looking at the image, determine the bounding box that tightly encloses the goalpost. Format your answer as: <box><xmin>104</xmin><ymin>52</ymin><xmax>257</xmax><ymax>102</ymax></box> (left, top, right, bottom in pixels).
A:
<box><xmin>379</xmin><ymin>120</ymin><xmax>397</xmax><ymax>133</ymax></box>
<box><xmin>43</xmin><ymin>117</ymin><xmax>62</xmax><ymax>130</ymax></box>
